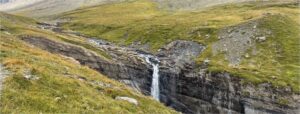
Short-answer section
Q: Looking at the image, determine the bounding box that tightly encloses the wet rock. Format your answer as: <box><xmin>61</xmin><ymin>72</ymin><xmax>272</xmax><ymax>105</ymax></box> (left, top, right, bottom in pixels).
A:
<box><xmin>115</xmin><ymin>96</ymin><xmax>138</xmax><ymax>105</ymax></box>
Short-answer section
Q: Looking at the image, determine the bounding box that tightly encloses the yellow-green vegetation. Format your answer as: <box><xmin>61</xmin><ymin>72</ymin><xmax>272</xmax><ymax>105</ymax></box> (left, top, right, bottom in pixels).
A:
<box><xmin>0</xmin><ymin>13</ymin><xmax>177</xmax><ymax>113</ymax></box>
<box><xmin>61</xmin><ymin>0</ymin><xmax>299</xmax><ymax>50</ymax></box>
<box><xmin>203</xmin><ymin>15</ymin><xmax>300</xmax><ymax>93</ymax></box>
<box><xmin>0</xmin><ymin>12</ymin><xmax>112</xmax><ymax>61</ymax></box>
<box><xmin>60</xmin><ymin>1</ymin><xmax>300</xmax><ymax>92</ymax></box>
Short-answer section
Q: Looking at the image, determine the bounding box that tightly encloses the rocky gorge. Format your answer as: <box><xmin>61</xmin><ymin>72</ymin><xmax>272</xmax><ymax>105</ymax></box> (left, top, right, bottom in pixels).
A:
<box><xmin>1</xmin><ymin>0</ymin><xmax>299</xmax><ymax>113</ymax></box>
<box><xmin>18</xmin><ymin>20</ymin><xmax>300</xmax><ymax>114</ymax></box>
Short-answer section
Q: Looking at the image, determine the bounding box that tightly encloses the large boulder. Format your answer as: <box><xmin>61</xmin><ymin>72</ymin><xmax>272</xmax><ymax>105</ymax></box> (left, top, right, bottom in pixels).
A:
<box><xmin>115</xmin><ymin>96</ymin><xmax>139</xmax><ymax>106</ymax></box>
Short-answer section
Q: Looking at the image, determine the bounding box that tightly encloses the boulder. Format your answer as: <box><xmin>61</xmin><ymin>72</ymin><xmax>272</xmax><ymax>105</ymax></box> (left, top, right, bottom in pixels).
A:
<box><xmin>256</xmin><ymin>36</ymin><xmax>266</xmax><ymax>42</ymax></box>
<box><xmin>115</xmin><ymin>96</ymin><xmax>138</xmax><ymax>105</ymax></box>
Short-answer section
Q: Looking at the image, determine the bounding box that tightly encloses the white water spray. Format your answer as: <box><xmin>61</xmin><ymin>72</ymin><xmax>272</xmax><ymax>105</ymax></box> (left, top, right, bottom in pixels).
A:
<box><xmin>142</xmin><ymin>55</ymin><xmax>160</xmax><ymax>101</ymax></box>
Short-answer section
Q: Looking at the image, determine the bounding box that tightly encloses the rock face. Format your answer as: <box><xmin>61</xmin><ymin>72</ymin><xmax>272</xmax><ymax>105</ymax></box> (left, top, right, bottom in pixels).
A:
<box><xmin>157</xmin><ymin>40</ymin><xmax>205</xmax><ymax>69</ymax></box>
<box><xmin>21</xmin><ymin>36</ymin><xmax>299</xmax><ymax>114</ymax></box>
<box><xmin>20</xmin><ymin>36</ymin><xmax>153</xmax><ymax>95</ymax></box>
<box><xmin>159</xmin><ymin>69</ymin><xmax>299</xmax><ymax>114</ymax></box>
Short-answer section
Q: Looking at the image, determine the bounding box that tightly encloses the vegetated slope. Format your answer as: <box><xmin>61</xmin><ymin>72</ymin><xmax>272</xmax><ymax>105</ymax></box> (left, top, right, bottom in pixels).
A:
<box><xmin>0</xmin><ymin>12</ymin><xmax>177</xmax><ymax>113</ymax></box>
<box><xmin>60</xmin><ymin>0</ymin><xmax>300</xmax><ymax>92</ymax></box>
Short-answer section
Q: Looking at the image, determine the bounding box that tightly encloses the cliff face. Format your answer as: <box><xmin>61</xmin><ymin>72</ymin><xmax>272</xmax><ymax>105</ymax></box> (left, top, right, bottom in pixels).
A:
<box><xmin>20</xmin><ymin>34</ymin><xmax>299</xmax><ymax>114</ymax></box>
<box><xmin>159</xmin><ymin>67</ymin><xmax>299</xmax><ymax>114</ymax></box>
<box><xmin>20</xmin><ymin>36</ymin><xmax>153</xmax><ymax>95</ymax></box>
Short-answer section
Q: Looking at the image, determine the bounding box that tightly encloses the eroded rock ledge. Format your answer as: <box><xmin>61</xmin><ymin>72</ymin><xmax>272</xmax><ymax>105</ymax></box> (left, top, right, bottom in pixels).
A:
<box><xmin>20</xmin><ymin>36</ymin><xmax>153</xmax><ymax>95</ymax></box>
<box><xmin>20</xmin><ymin>35</ymin><xmax>299</xmax><ymax>114</ymax></box>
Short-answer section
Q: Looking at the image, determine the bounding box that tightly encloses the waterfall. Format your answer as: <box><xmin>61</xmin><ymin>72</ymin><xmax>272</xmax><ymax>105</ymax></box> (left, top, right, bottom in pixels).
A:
<box><xmin>141</xmin><ymin>54</ymin><xmax>160</xmax><ymax>101</ymax></box>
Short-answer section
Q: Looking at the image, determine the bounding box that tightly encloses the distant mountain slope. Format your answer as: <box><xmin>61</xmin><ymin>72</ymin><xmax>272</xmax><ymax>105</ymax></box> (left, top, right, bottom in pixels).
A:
<box><xmin>153</xmin><ymin>0</ymin><xmax>297</xmax><ymax>10</ymax></box>
<box><xmin>0</xmin><ymin>0</ymin><xmax>44</xmax><ymax>11</ymax></box>
<box><xmin>0</xmin><ymin>0</ymin><xmax>125</xmax><ymax>17</ymax></box>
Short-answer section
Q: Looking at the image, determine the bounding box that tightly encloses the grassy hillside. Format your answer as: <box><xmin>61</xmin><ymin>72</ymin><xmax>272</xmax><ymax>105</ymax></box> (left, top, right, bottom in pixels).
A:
<box><xmin>60</xmin><ymin>0</ymin><xmax>300</xmax><ymax>92</ymax></box>
<box><xmin>61</xmin><ymin>0</ymin><xmax>299</xmax><ymax>50</ymax></box>
<box><xmin>1</xmin><ymin>0</ymin><xmax>127</xmax><ymax>18</ymax></box>
<box><xmin>0</xmin><ymin>12</ymin><xmax>177</xmax><ymax>113</ymax></box>
<box><xmin>202</xmin><ymin>15</ymin><xmax>300</xmax><ymax>93</ymax></box>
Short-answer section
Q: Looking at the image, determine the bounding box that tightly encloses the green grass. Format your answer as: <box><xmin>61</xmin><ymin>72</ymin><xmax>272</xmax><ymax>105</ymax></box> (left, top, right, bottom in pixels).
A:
<box><xmin>59</xmin><ymin>1</ymin><xmax>300</xmax><ymax>92</ymax></box>
<box><xmin>61</xmin><ymin>1</ymin><xmax>300</xmax><ymax>51</ymax></box>
<box><xmin>258</xmin><ymin>15</ymin><xmax>300</xmax><ymax>92</ymax></box>
<box><xmin>0</xmin><ymin>12</ymin><xmax>177</xmax><ymax>113</ymax></box>
<box><xmin>200</xmin><ymin>15</ymin><xmax>300</xmax><ymax>93</ymax></box>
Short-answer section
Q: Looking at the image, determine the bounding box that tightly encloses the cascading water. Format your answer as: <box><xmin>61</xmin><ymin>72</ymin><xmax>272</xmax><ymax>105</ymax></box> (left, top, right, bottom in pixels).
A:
<box><xmin>141</xmin><ymin>54</ymin><xmax>160</xmax><ymax>101</ymax></box>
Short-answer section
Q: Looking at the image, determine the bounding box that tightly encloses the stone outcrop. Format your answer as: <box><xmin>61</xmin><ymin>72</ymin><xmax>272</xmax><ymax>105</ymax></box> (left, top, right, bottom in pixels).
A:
<box><xmin>157</xmin><ymin>40</ymin><xmax>205</xmax><ymax>69</ymax></box>
<box><xmin>115</xmin><ymin>96</ymin><xmax>139</xmax><ymax>105</ymax></box>
<box><xmin>20</xmin><ymin>35</ymin><xmax>299</xmax><ymax>114</ymax></box>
